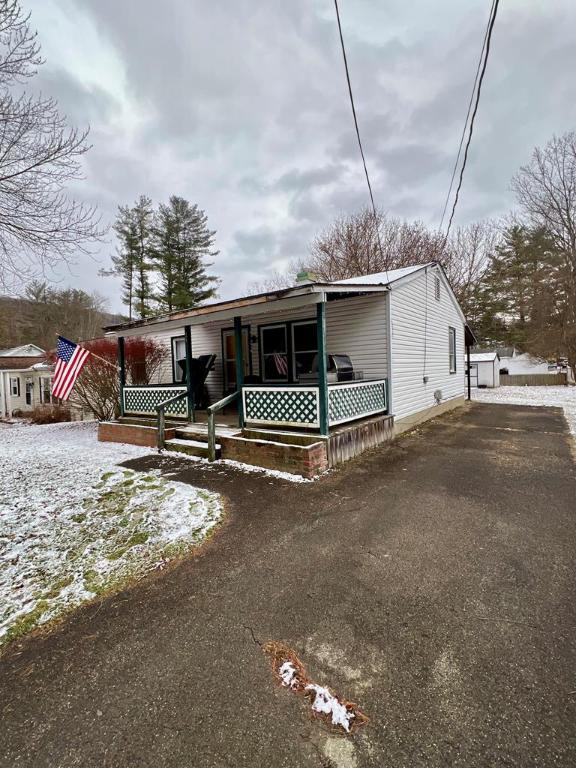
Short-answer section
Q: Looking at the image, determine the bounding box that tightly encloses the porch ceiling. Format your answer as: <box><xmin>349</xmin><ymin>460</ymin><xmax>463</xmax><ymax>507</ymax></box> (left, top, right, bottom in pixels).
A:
<box><xmin>106</xmin><ymin>284</ymin><xmax>389</xmax><ymax>338</ymax></box>
<box><xmin>114</xmin><ymin>294</ymin><xmax>322</xmax><ymax>337</ymax></box>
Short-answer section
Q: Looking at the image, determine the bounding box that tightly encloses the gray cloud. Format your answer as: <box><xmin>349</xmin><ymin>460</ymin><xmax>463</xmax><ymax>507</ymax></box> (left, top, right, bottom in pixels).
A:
<box><xmin>20</xmin><ymin>0</ymin><xmax>576</xmax><ymax>311</ymax></box>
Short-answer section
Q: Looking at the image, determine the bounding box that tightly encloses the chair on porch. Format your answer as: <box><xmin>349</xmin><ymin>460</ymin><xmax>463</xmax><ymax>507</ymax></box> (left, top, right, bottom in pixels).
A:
<box><xmin>178</xmin><ymin>354</ymin><xmax>216</xmax><ymax>410</ymax></box>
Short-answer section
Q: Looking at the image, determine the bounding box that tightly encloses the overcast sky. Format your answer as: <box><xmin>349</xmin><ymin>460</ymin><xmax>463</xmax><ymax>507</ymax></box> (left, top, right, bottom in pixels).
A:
<box><xmin>24</xmin><ymin>0</ymin><xmax>576</xmax><ymax>312</ymax></box>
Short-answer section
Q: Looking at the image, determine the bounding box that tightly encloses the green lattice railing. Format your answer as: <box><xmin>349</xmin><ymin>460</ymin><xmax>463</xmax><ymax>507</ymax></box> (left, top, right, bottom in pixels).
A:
<box><xmin>123</xmin><ymin>386</ymin><xmax>188</xmax><ymax>417</ymax></box>
<box><xmin>242</xmin><ymin>379</ymin><xmax>387</xmax><ymax>430</ymax></box>
<box><xmin>328</xmin><ymin>380</ymin><xmax>387</xmax><ymax>426</ymax></box>
<box><xmin>243</xmin><ymin>386</ymin><xmax>320</xmax><ymax>428</ymax></box>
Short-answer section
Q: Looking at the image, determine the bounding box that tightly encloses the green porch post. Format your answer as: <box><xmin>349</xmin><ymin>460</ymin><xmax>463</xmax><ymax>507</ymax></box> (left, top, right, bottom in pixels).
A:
<box><xmin>316</xmin><ymin>299</ymin><xmax>329</xmax><ymax>435</ymax></box>
<box><xmin>234</xmin><ymin>315</ymin><xmax>244</xmax><ymax>428</ymax></box>
<box><xmin>184</xmin><ymin>325</ymin><xmax>194</xmax><ymax>422</ymax></box>
<box><xmin>118</xmin><ymin>336</ymin><xmax>126</xmax><ymax>417</ymax></box>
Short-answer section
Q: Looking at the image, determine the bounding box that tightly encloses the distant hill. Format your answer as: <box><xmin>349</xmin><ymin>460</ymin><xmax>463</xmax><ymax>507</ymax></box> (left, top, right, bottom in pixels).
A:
<box><xmin>0</xmin><ymin>295</ymin><xmax>126</xmax><ymax>350</ymax></box>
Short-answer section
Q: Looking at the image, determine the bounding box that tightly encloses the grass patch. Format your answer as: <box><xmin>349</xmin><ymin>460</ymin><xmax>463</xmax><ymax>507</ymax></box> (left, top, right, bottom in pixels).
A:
<box><xmin>1</xmin><ymin>468</ymin><xmax>222</xmax><ymax>654</ymax></box>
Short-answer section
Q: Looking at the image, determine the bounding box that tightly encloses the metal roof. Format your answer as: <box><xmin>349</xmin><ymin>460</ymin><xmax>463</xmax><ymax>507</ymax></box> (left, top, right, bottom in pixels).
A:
<box><xmin>470</xmin><ymin>352</ymin><xmax>499</xmax><ymax>362</ymax></box>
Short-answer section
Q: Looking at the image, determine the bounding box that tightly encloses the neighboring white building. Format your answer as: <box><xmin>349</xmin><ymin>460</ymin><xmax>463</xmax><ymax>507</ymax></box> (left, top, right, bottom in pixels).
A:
<box><xmin>0</xmin><ymin>343</ymin><xmax>46</xmax><ymax>357</ymax></box>
<box><xmin>0</xmin><ymin>347</ymin><xmax>54</xmax><ymax>417</ymax></box>
<box><xmin>469</xmin><ymin>352</ymin><xmax>500</xmax><ymax>388</ymax></box>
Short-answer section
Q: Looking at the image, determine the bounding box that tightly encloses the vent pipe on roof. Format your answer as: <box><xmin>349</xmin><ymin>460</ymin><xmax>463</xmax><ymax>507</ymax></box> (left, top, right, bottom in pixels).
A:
<box><xmin>296</xmin><ymin>270</ymin><xmax>318</xmax><ymax>285</ymax></box>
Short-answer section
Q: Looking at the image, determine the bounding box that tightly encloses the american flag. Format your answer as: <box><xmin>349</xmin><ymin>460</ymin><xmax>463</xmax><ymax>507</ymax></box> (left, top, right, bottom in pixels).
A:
<box><xmin>51</xmin><ymin>336</ymin><xmax>91</xmax><ymax>401</ymax></box>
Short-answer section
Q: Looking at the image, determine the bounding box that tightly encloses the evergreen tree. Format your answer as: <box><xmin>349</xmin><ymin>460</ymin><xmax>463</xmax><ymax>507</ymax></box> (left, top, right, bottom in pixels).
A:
<box><xmin>131</xmin><ymin>195</ymin><xmax>155</xmax><ymax>319</ymax></box>
<box><xmin>152</xmin><ymin>196</ymin><xmax>218</xmax><ymax>312</ymax></box>
<box><xmin>107</xmin><ymin>196</ymin><xmax>154</xmax><ymax>320</ymax></box>
<box><xmin>471</xmin><ymin>224</ymin><xmax>562</xmax><ymax>350</ymax></box>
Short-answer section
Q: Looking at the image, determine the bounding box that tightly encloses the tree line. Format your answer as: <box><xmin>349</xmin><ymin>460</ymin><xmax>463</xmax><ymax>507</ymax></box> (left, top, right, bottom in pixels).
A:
<box><xmin>102</xmin><ymin>195</ymin><xmax>219</xmax><ymax>320</ymax></box>
<box><xmin>0</xmin><ymin>283</ymin><xmax>120</xmax><ymax>351</ymax></box>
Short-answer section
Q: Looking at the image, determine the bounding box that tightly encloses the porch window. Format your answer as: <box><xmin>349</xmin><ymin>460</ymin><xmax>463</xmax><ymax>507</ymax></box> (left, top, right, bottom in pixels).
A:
<box><xmin>172</xmin><ymin>336</ymin><xmax>187</xmax><ymax>382</ymax></box>
<box><xmin>260</xmin><ymin>324</ymin><xmax>289</xmax><ymax>382</ymax></box>
<box><xmin>292</xmin><ymin>320</ymin><xmax>318</xmax><ymax>380</ymax></box>
<box><xmin>449</xmin><ymin>327</ymin><xmax>457</xmax><ymax>373</ymax></box>
<box><xmin>10</xmin><ymin>377</ymin><xmax>20</xmax><ymax>397</ymax></box>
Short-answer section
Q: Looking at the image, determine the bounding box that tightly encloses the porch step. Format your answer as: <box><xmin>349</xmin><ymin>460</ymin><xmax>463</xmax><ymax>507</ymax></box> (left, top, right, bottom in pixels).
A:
<box><xmin>164</xmin><ymin>438</ymin><xmax>221</xmax><ymax>459</ymax></box>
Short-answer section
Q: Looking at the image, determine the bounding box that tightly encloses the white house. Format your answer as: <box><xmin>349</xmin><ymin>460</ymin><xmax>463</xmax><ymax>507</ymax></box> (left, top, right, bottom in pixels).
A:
<box><xmin>469</xmin><ymin>351</ymin><xmax>500</xmax><ymax>388</ymax></box>
<box><xmin>101</xmin><ymin>262</ymin><xmax>473</xmax><ymax>476</ymax></box>
<box><xmin>0</xmin><ymin>346</ymin><xmax>54</xmax><ymax>417</ymax></box>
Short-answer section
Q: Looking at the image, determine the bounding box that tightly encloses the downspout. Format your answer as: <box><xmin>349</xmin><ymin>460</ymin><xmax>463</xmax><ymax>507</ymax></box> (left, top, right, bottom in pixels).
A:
<box><xmin>385</xmin><ymin>288</ymin><xmax>393</xmax><ymax>416</ymax></box>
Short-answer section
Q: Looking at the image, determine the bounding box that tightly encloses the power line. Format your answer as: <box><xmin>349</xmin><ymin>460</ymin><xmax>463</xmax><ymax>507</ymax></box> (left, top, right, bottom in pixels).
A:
<box><xmin>333</xmin><ymin>0</ymin><xmax>388</xmax><ymax>273</ymax></box>
<box><xmin>439</xmin><ymin>0</ymin><xmax>497</xmax><ymax>231</ymax></box>
<box><xmin>444</xmin><ymin>0</ymin><xmax>500</xmax><ymax>243</ymax></box>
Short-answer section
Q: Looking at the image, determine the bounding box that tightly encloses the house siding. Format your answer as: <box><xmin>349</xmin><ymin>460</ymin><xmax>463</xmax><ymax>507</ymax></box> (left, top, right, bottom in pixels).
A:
<box><xmin>390</xmin><ymin>266</ymin><xmax>465</xmax><ymax>423</ymax></box>
<box><xmin>141</xmin><ymin>293</ymin><xmax>389</xmax><ymax>404</ymax></box>
<box><xmin>0</xmin><ymin>369</ymin><xmax>53</xmax><ymax>416</ymax></box>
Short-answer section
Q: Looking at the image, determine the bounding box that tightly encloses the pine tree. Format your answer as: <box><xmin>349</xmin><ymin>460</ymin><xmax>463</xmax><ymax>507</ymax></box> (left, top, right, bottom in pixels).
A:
<box><xmin>109</xmin><ymin>205</ymin><xmax>136</xmax><ymax>319</ymax></box>
<box><xmin>152</xmin><ymin>196</ymin><xmax>218</xmax><ymax>312</ymax></box>
<box><xmin>131</xmin><ymin>195</ymin><xmax>155</xmax><ymax>319</ymax></box>
<box><xmin>108</xmin><ymin>197</ymin><xmax>154</xmax><ymax>320</ymax></box>
<box><xmin>472</xmin><ymin>224</ymin><xmax>562</xmax><ymax>349</ymax></box>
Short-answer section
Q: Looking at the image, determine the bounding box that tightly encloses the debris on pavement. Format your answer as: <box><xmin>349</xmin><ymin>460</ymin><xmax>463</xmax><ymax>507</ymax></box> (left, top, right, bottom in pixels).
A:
<box><xmin>263</xmin><ymin>640</ymin><xmax>368</xmax><ymax>734</ymax></box>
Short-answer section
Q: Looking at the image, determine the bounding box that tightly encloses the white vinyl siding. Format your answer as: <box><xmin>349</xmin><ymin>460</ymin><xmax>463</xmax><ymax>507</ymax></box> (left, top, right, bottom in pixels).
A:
<box><xmin>138</xmin><ymin>293</ymin><xmax>389</xmax><ymax>404</ymax></box>
<box><xmin>390</xmin><ymin>266</ymin><xmax>465</xmax><ymax>422</ymax></box>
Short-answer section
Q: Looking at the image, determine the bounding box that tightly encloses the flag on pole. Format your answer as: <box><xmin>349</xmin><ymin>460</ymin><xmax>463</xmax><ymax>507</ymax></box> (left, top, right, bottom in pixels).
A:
<box><xmin>51</xmin><ymin>336</ymin><xmax>91</xmax><ymax>401</ymax></box>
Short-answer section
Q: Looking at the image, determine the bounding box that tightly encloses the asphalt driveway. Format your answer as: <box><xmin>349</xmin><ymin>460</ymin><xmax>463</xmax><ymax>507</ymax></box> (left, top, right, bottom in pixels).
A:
<box><xmin>1</xmin><ymin>403</ymin><xmax>575</xmax><ymax>767</ymax></box>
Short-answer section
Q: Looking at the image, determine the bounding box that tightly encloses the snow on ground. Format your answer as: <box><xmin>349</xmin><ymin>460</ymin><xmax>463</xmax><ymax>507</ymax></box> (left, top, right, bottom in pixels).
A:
<box><xmin>0</xmin><ymin>421</ymin><xmax>221</xmax><ymax>650</ymax></box>
<box><xmin>304</xmin><ymin>683</ymin><xmax>356</xmax><ymax>733</ymax></box>
<box><xmin>472</xmin><ymin>386</ymin><xmax>576</xmax><ymax>435</ymax></box>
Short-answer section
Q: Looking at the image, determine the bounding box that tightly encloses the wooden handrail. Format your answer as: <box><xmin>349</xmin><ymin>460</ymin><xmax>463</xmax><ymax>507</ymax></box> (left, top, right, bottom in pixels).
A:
<box><xmin>155</xmin><ymin>390</ymin><xmax>188</xmax><ymax>451</ymax></box>
<box><xmin>206</xmin><ymin>390</ymin><xmax>239</xmax><ymax>462</ymax></box>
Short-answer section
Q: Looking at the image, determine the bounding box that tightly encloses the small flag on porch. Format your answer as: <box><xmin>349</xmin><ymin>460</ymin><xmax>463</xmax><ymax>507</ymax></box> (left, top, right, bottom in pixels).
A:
<box><xmin>51</xmin><ymin>336</ymin><xmax>91</xmax><ymax>401</ymax></box>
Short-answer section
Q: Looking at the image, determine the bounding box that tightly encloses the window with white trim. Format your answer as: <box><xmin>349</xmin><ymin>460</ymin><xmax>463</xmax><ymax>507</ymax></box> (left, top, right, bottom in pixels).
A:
<box><xmin>10</xmin><ymin>377</ymin><xmax>20</xmax><ymax>397</ymax></box>
<box><xmin>449</xmin><ymin>327</ymin><xmax>457</xmax><ymax>373</ymax></box>
<box><xmin>172</xmin><ymin>336</ymin><xmax>186</xmax><ymax>382</ymax></box>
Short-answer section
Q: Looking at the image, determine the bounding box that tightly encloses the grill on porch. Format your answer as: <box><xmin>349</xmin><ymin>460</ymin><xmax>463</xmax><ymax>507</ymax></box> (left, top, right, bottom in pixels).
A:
<box><xmin>107</xmin><ymin>288</ymin><xmax>393</xmax><ymax>475</ymax></box>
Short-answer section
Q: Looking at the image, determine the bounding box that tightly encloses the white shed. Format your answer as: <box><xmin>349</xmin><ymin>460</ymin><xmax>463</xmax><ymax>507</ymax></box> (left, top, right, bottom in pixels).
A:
<box><xmin>469</xmin><ymin>352</ymin><xmax>500</xmax><ymax>388</ymax></box>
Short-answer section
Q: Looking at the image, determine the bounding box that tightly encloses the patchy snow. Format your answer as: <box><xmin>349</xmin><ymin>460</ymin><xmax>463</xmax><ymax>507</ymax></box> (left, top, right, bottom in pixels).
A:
<box><xmin>279</xmin><ymin>660</ymin><xmax>298</xmax><ymax>689</ymax></box>
<box><xmin>305</xmin><ymin>684</ymin><xmax>356</xmax><ymax>733</ymax></box>
<box><xmin>472</xmin><ymin>386</ymin><xmax>576</xmax><ymax>435</ymax></box>
<box><xmin>0</xmin><ymin>421</ymin><xmax>221</xmax><ymax>649</ymax></box>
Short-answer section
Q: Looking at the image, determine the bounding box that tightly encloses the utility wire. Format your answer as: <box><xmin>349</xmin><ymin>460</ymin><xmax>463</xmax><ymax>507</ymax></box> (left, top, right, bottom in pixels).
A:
<box><xmin>444</xmin><ymin>0</ymin><xmax>500</xmax><ymax>243</ymax></box>
<box><xmin>333</xmin><ymin>0</ymin><xmax>389</xmax><ymax>274</ymax></box>
<box><xmin>439</xmin><ymin>0</ymin><xmax>496</xmax><ymax>231</ymax></box>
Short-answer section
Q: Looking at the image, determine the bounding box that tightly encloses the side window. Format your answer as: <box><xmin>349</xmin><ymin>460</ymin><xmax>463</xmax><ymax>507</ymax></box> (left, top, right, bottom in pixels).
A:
<box><xmin>449</xmin><ymin>327</ymin><xmax>457</xmax><ymax>373</ymax></box>
<box><xmin>10</xmin><ymin>377</ymin><xmax>20</xmax><ymax>397</ymax></box>
<box><xmin>172</xmin><ymin>336</ymin><xmax>186</xmax><ymax>382</ymax></box>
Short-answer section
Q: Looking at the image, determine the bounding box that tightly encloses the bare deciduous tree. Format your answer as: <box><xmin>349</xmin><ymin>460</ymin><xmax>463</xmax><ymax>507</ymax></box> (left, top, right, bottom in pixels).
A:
<box><xmin>306</xmin><ymin>209</ymin><xmax>446</xmax><ymax>281</ymax></box>
<box><xmin>511</xmin><ymin>132</ymin><xmax>576</xmax><ymax>378</ymax></box>
<box><xmin>445</xmin><ymin>220</ymin><xmax>500</xmax><ymax>316</ymax></box>
<box><xmin>0</xmin><ymin>0</ymin><xmax>104</xmax><ymax>291</ymax></box>
<box><xmin>246</xmin><ymin>268</ymin><xmax>297</xmax><ymax>295</ymax></box>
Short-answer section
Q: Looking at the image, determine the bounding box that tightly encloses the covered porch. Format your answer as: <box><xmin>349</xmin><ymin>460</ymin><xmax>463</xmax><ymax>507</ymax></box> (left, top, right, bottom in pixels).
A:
<box><xmin>103</xmin><ymin>283</ymin><xmax>392</xmax><ymax>476</ymax></box>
